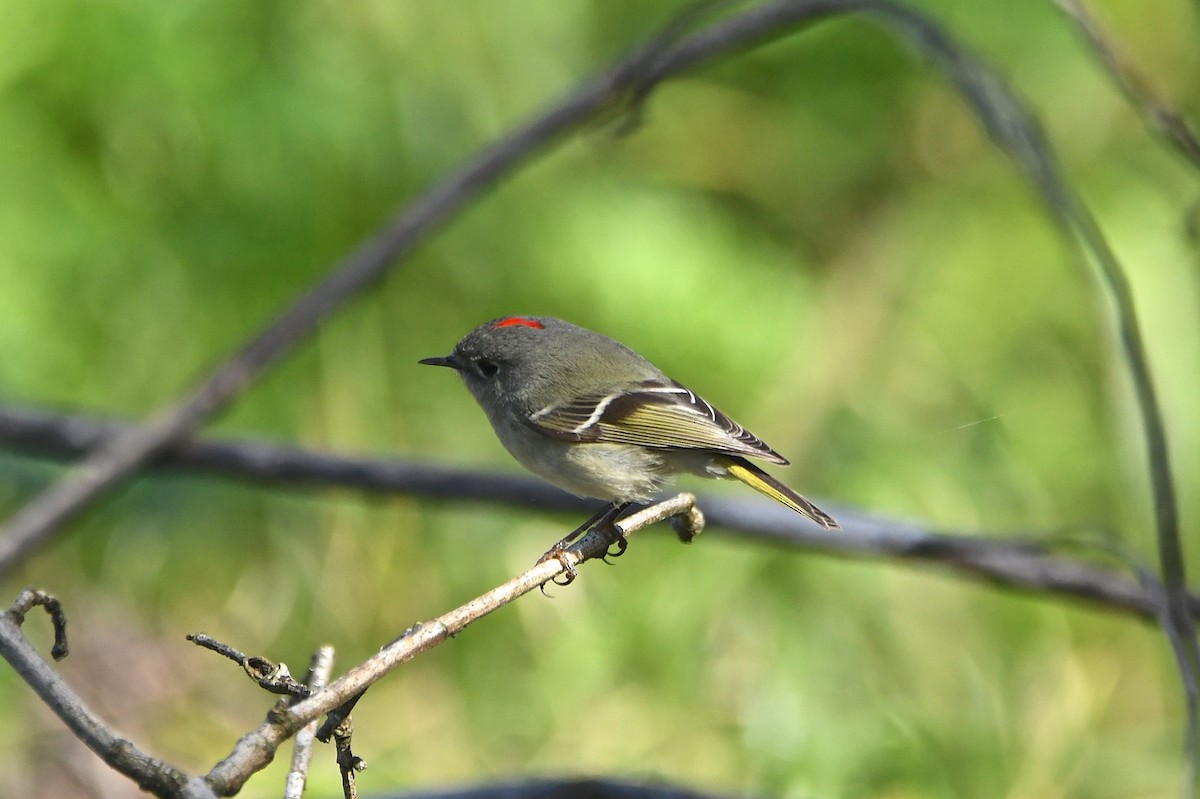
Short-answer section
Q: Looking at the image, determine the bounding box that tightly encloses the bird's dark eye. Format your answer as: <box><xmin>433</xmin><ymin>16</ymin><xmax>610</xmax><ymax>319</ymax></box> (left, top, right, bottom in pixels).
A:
<box><xmin>476</xmin><ymin>359</ymin><xmax>499</xmax><ymax>377</ymax></box>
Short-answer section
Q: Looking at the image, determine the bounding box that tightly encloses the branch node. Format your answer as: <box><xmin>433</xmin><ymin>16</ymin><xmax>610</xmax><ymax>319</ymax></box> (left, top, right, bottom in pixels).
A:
<box><xmin>316</xmin><ymin>689</ymin><xmax>367</xmax><ymax>744</ymax></box>
<box><xmin>333</xmin><ymin>711</ymin><xmax>365</xmax><ymax>799</ymax></box>
<box><xmin>187</xmin><ymin>633</ymin><xmax>311</xmax><ymax>698</ymax></box>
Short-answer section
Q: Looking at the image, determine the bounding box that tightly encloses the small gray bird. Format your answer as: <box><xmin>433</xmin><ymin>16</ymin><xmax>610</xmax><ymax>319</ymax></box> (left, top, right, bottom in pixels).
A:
<box><xmin>421</xmin><ymin>316</ymin><xmax>838</xmax><ymax>561</ymax></box>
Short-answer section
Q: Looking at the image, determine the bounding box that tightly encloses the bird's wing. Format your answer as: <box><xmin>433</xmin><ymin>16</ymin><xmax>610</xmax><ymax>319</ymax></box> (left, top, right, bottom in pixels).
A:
<box><xmin>526</xmin><ymin>380</ymin><xmax>788</xmax><ymax>465</ymax></box>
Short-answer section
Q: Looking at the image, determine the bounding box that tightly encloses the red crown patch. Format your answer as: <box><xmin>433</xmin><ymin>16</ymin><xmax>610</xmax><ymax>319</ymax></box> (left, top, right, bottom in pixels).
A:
<box><xmin>494</xmin><ymin>317</ymin><xmax>544</xmax><ymax>330</ymax></box>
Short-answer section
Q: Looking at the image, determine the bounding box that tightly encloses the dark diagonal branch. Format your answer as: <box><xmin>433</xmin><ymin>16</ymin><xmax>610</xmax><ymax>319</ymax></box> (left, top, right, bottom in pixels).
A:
<box><xmin>0</xmin><ymin>7</ymin><xmax>730</xmax><ymax>579</ymax></box>
<box><xmin>186</xmin><ymin>634</ymin><xmax>313</xmax><ymax>698</ymax></box>
<box><xmin>0</xmin><ymin>403</ymin><xmax>1191</xmax><ymax>622</ymax></box>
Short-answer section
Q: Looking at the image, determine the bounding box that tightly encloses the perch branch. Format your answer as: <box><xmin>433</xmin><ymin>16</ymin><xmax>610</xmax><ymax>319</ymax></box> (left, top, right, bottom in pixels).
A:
<box><xmin>203</xmin><ymin>493</ymin><xmax>699</xmax><ymax>796</ymax></box>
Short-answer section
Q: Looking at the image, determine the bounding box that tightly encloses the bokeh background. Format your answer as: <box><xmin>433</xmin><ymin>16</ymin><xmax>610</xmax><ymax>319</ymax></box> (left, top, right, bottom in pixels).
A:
<box><xmin>1</xmin><ymin>1</ymin><xmax>1198</xmax><ymax>797</ymax></box>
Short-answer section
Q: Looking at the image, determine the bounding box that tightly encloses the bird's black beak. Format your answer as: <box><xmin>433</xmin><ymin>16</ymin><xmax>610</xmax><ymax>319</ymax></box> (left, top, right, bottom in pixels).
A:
<box><xmin>419</xmin><ymin>354</ymin><xmax>462</xmax><ymax>370</ymax></box>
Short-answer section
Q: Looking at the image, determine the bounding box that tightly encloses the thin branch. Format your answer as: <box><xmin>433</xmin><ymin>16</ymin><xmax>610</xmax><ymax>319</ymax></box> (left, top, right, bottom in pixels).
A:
<box><xmin>315</xmin><ymin>690</ymin><xmax>368</xmax><ymax>745</ymax></box>
<box><xmin>332</xmin><ymin>711</ymin><xmax>364</xmax><ymax>799</ymax></box>
<box><xmin>187</xmin><ymin>634</ymin><xmax>312</xmax><ymax>698</ymax></box>
<box><xmin>0</xmin><ymin>405</ymin><xmax>589</xmax><ymax>508</ymax></box>
<box><xmin>203</xmin><ymin>494</ymin><xmax>700</xmax><ymax>796</ymax></box>
<box><xmin>0</xmin><ymin>404</ymin><xmax>1191</xmax><ymax>620</ymax></box>
<box><xmin>285</xmin><ymin>646</ymin><xmax>334</xmax><ymax>799</ymax></box>
<box><xmin>0</xmin><ymin>594</ymin><xmax>216</xmax><ymax>799</ymax></box>
<box><xmin>893</xmin><ymin>0</ymin><xmax>1200</xmax><ymax>775</ymax></box>
<box><xmin>312</xmin><ymin>686</ymin><xmax>368</xmax><ymax>799</ymax></box>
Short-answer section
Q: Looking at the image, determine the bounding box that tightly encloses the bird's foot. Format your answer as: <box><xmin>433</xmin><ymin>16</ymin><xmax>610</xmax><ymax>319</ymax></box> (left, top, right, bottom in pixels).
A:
<box><xmin>600</xmin><ymin>521</ymin><xmax>628</xmax><ymax>560</ymax></box>
<box><xmin>536</xmin><ymin>501</ymin><xmax>632</xmax><ymax>590</ymax></box>
<box><xmin>537</xmin><ymin>544</ymin><xmax>578</xmax><ymax>588</ymax></box>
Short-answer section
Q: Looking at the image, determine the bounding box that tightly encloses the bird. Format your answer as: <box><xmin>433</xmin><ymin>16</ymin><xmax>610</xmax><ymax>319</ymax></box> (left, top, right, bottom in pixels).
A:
<box><xmin>421</xmin><ymin>316</ymin><xmax>838</xmax><ymax>570</ymax></box>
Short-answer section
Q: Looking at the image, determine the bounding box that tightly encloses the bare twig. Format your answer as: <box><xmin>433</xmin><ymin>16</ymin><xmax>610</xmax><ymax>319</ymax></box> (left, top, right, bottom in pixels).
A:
<box><xmin>0</xmin><ymin>405</ymin><xmax>592</xmax><ymax>508</ymax></box>
<box><xmin>285</xmin><ymin>646</ymin><xmax>334</xmax><ymax>799</ymax></box>
<box><xmin>313</xmin><ymin>687</ymin><xmax>368</xmax><ymax>799</ymax></box>
<box><xmin>888</xmin><ymin>0</ymin><xmax>1199</xmax><ymax>778</ymax></box>
<box><xmin>0</xmin><ymin>593</ymin><xmax>215</xmax><ymax>799</ymax></box>
<box><xmin>187</xmin><ymin>634</ymin><xmax>312</xmax><ymax>699</ymax></box>
<box><xmin>8</xmin><ymin>588</ymin><xmax>69</xmax><ymax>660</ymax></box>
<box><xmin>204</xmin><ymin>494</ymin><xmax>700</xmax><ymax>796</ymax></box>
<box><xmin>315</xmin><ymin>688</ymin><xmax>368</xmax><ymax>744</ymax></box>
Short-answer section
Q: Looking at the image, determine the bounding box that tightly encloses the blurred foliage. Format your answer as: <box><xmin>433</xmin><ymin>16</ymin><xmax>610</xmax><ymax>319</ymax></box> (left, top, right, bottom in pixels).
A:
<box><xmin>0</xmin><ymin>0</ymin><xmax>1198</xmax><ymax>797</ymax></box>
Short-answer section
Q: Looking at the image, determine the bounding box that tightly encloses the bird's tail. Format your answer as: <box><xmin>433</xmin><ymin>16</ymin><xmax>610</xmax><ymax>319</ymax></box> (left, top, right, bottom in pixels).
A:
<box><xmin>723</xmin><ymin>456</ymin><xmax>840</xmax><ymax>529</ymax></box>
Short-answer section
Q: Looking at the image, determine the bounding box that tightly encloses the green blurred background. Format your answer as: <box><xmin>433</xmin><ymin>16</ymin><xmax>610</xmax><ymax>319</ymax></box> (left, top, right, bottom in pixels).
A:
<box><xmin>1</xmin><ymin>1</ymin><xmax>1198</xmax><ymax>797</ymax></box>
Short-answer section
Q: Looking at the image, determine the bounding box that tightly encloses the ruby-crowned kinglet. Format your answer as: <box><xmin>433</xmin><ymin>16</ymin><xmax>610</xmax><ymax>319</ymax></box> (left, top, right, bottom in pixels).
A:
<box><xmin>421</xmin><ymin>316</ymin><xmax>838</xmax><ymax>556</ymax></box>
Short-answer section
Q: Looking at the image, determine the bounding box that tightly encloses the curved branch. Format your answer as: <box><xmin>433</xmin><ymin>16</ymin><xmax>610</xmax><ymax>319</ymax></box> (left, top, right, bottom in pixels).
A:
<box><xmin>0</xmin><ymin>595</ymin><xmax>216</xmax><ymax>799</ymax></box>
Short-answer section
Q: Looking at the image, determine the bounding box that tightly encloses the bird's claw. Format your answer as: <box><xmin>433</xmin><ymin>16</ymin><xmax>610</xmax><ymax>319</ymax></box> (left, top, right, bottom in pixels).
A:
<box><xmin>604</xmin><ymin>529</ymin><xmax>628</xmax><ymax>559</ymax></box>
<box><xmin>537</xmin><ymin>546</ymin><xmax>577</xmax><ymax>592</ymax></box>
<box><xmin>538</xmin><ymin>502</ymin><xmax>632</xmax><ymax>588</ymax></box>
